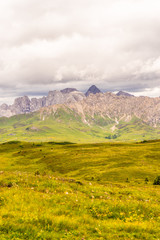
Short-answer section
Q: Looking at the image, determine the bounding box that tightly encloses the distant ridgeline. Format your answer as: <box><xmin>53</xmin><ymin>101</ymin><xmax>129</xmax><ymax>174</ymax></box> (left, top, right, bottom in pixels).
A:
<box><xmin>1</xmin><ymin>85</ymin><xmax>160</xmax><ymax>142</ymax></box>
<box><xmin>0</xmin><ymin>85</ymin><xmax>160</xmax><ymax>127</ymax></box>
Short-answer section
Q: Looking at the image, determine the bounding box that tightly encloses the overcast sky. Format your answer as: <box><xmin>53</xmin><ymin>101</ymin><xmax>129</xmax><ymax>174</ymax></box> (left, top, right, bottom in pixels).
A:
<box><xmin>0</xmin><ymin>0</ymin><xmax>160</xmax><ymax>104</ymax></box>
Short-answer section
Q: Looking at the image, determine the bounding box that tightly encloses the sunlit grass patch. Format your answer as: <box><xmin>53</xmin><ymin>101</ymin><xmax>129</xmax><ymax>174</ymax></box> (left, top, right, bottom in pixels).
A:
<box><xmin>1</xmin><ymin>141</ymin><xmax>160</xmax><ymax>239</ymax></box>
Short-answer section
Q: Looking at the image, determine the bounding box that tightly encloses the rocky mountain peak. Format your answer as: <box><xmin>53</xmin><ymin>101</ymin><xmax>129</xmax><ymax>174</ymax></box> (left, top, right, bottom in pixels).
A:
<box><xmin>116</xmin><ymin>91</ymin><xmax>134</xmax><ymax>97</ymax></box>
<box><xmin>12</xmin><ymin>96</ymin><xmax>31</xmax><ymax>114</ymax></box>
<box><xmin>2</xmin><ymin>86</ymin><xmax>158</xmax><ymax>127</ymax></box>
<box><xmin>61</xmin><ymin>88</ymin><xmax>77</xmax><ymax>94</ymax></box>
<box><xmin>85</xmin><ymin>85</ymin><xmax>101</xmax><ymax>96</ymax></box>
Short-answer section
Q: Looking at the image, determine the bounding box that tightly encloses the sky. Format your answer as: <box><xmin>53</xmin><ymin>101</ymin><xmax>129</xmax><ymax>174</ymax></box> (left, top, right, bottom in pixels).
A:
<box><xmin>0</xmin><ymin>0</ymin><xmax>160</xmax><ymax>104</ymax></box>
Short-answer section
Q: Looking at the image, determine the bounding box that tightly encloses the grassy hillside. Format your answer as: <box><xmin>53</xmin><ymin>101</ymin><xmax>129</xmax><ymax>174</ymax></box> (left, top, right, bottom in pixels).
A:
<box><xmin>0</xmin><ymin>111</ymin><xmax>107</xmax><ymax>143</ymax></box>
<box><xmin>1</xmin><ymin>141</ymin><xmax>160</xmax><ymax>239</ymax></box>
<box><xmin>0</xmin><ymin>110</ymin><xmax>160</xmax><ymax>143</ymax></box>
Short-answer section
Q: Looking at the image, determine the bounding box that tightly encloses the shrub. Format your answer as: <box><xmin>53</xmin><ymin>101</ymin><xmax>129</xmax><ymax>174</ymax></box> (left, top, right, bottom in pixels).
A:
<box><xmin>153</xmin><ymin>176</ymin><xmax>160</xmax><ymax>185</ymax></box>
<box><xmin>35</xmin><ymin>170</ymin><xmax>40</xmax><ymax>176</ymax></box>
<box><xmin>145</xmin><ymin>177</ymin><xmax>149</xmax><ymax>184</ymax></box>
<box><xmin>7</xmin><ymin>182</ymin><xmax>13</xmax><ymax>188</ymax></box>
<box><xmin>126</xmin><ymin>178</ymin><xmax>129</xmax><ymax>183</ymax></box>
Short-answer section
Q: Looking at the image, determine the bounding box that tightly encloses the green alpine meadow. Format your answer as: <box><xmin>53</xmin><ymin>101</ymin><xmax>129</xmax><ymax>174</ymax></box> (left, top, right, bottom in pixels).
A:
<box><xmin>1</xmin><ymin>89</ymin><xmax>160</xmax><ymax>240</ymax></box>
<box><xmin>1</xmin><ymin>108</ymin><xmax>160</xmax><ymax>143</ymax></box>
<box><xmin>1</xmin><ymin>140</ymin><xmax>160</xmax><ymax>239</ymax></box>
<box><xmin>0</xmin><ymin>0</ymin><xmax>160</xmax><ymax>239</ymax></box>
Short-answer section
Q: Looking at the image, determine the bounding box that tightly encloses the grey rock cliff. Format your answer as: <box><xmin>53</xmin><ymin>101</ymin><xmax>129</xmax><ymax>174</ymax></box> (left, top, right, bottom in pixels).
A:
<box><xmin>11</xmin><ymin>96</ymin><xmax>31</xmax><ymax>115</ymax></box>
<box><xmin>30</xmin><ymin>97</ymin><xmax>46</xmax><ymax>112</ymax></box>
<box><xmin>0</xmin><ymin>89</ymin><xmax>85</xmax><ymax>117</ymax></box>
<box><xmin>2</xmin><ymin>85</ymin><xmax>160</xmax><ymax>128</ymax></box>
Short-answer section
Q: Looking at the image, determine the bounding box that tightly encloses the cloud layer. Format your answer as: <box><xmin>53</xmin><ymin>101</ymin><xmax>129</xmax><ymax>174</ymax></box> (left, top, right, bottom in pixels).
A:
<box><xmin>0</xmin><ymin>0</ymin><xmax>160</xmax><ymax>103</ymax></box>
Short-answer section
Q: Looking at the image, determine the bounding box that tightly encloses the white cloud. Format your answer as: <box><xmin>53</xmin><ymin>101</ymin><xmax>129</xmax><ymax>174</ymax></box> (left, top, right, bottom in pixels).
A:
<box><xmin>0</xmin><ymin>0</ymin><xmax>160</xmax><ymax>104</ymax></box>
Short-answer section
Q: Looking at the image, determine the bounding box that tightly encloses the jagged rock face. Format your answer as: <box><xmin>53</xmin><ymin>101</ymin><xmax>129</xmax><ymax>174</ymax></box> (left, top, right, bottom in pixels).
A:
<box><xmin>1</xmin><ymin>85</ymin><xmax>160</xmax><ymax>128</ymax></box>
<box><xmin>65</xmin><ymin>91</ymin><xmax>84</xmax><ymax>103</ymax></box>
<box><xmin>40</xmin><ymin>92</ymin><xmax>160</xmax><ymax>127</ymax></box>
<box><xmin>46</xmin><ymin>91</ymin><xmax>65</xmax><ymax>106</ymax></box>
<box><xmin>0</xmin><ymin>90</ymin><xmax>85</xmax><ymax>117</ymax></box>
<box><xmin>67</xmin><ymin>92</ymin><xmax>160</xmax><ymax>127</ymax></box>
<box><xmin>0</xmin><ymin>103</ymin><xmax>12</xmax><ymax>118</ymax></box>
<box><xmin>11</xmin><ymin>96</ymin><xmax>31</xmax><ymax>114</ymax></box>
<box><xmin>45</xmin><ymin>90</ymin><xmax>85</xmax><ymax>106</ymax></box>
<box><xmin>116</xmin><ymin>91</ymin><xmax>134</xmax><ymax>97</ymax></box>
<box><xmin>85</xmin><ymin>85</ymin><xmax>101</xmax><ymax>96</ymax></box>
<box><xmin>30</xmin><ymin>97</ymin><xmax>46</xmax><ymax>112</ymax></box>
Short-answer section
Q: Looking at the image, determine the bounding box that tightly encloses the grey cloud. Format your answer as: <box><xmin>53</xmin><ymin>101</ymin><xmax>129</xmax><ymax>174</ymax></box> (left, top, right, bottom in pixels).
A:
<box><xmin>0</xmin><ymin>0</ymin><xmax>160</xmax><ymax>104</ymax></box>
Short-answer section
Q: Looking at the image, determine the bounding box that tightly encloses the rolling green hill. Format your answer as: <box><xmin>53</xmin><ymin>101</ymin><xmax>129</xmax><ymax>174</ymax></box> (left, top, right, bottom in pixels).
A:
<box><xmin>0</xmin><ymin>108</ymin><xmax>160</xmax><ymax>143</ymax></box>
<box><xmin>1</xmin><ymin>140</ymin><xmax>160</xmax><ymax>239</ymax></box>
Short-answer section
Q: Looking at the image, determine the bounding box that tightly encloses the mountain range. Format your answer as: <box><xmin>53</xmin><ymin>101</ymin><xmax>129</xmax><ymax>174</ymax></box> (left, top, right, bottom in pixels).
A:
<box><xmin>1</xmin><ymin>85</ymin><xmax>160</xmax><ymax>142</ymax></box>
<box><xmin>0</xmin><ymin>85</ymin><xmax>102</xmax><ymax>117</ymax></box>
